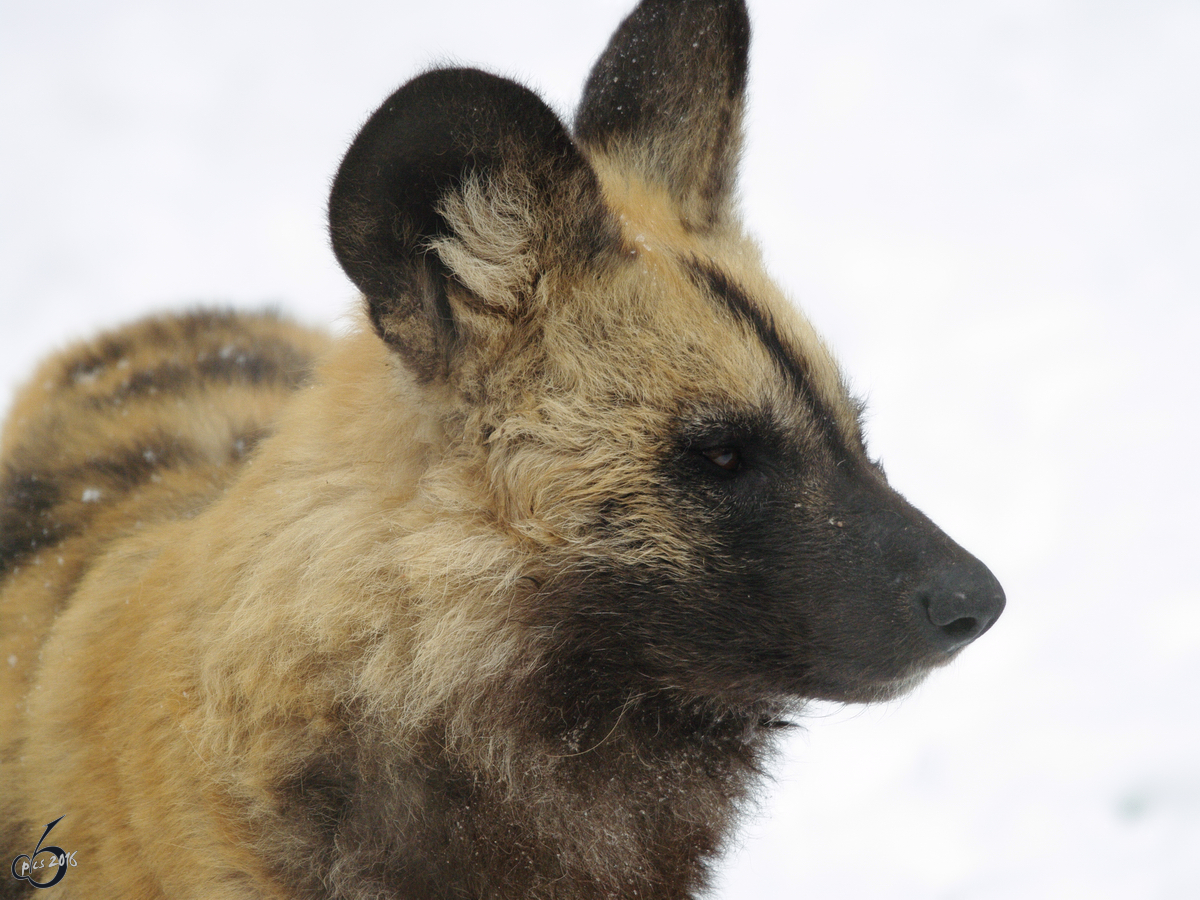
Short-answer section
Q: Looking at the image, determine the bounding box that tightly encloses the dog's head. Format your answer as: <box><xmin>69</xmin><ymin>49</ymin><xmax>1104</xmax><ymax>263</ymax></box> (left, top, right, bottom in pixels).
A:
<box><xmin>328</xmin><ymin>0</ymin><xmax>1004</xmax><ymax>707</ymax></box>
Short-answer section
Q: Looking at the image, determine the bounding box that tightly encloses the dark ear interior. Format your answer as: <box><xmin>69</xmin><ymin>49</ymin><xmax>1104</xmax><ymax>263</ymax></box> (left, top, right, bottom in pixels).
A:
<box><xmin>329</xmin><ymin>68</ymin><xmax>613</xmax><ymax>382</ymax></box>
<box><xmin>575</xmin><ymin>0</ymin><xmax>751</xmax><ymax>231</ymax></box>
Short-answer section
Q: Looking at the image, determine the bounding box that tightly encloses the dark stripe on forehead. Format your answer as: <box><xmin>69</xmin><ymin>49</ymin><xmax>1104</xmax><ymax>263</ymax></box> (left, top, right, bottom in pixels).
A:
<box><xmin>686</xmin><ymin>260</ymin><xmax>847</xmax><ymax>454</ymax></box>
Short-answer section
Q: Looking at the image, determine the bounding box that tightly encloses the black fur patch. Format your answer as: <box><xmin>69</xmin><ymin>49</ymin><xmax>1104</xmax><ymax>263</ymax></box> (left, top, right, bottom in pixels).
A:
<box><xmin>268</xmin><ymin>685</ymin><xmax>776</xmax><ymax>900</ymax></box>
<box><xmin>0</xmin><ymin>438</ymin><xmax>205</xmax><ymax>574</ymax></box>
<box><xmin>0</xmin><ymin>471</ymin><xmax>66</xmax><ymax>575</ymax></box>
<box><xmin>329</xmin><ymin>67</ymin><xmax>619</xmax><ymax>384</ymax></box>
<box><xmin>82</xmin><ymin>340</ymin><xmax>313</xmax><ymax>410</ymax></box>
<box><xmin>576</xmin><ymin>0</ymin><xmax>750</xmax><ymax>230</ymax></box>
<box><xmin>59</xmin><ymin>309</ymin><xmax>285</xmax><ymax>388</ymax></box>
<box><xmin>276</xmin><ymin>756</ymin><xmax>355</xmax><ymax>844</ymax></box>
<box><xmin>63</xmin><ymin>334</ymin><xmax>135</xmax><ymax>385</ymax></box>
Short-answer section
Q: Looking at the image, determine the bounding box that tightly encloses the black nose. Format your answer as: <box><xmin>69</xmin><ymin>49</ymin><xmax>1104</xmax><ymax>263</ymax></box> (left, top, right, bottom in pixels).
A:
<box><xmin>914</xmin><ymin>561</ymin><xmax>1006</xmax><ymax>653</ymax></box>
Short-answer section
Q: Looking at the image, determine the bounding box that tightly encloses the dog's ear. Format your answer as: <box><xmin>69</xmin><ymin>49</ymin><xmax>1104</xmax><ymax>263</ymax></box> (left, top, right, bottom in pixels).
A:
<box><xmin>575</xmin><ymin>0</ymin><xmax>751</xmax><ymax>232</ymax></box>
<box><xmin>330</xmin><ymin>68</ymin><xmax>620</xmax><ymax>383</ymax></box>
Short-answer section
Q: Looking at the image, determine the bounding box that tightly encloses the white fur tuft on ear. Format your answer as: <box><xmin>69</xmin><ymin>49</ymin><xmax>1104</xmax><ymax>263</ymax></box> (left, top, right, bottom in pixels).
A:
<box><xmin>431</xmin><ymin>172</ymin><xmax>542</xmax><ymax>316</ymax></box>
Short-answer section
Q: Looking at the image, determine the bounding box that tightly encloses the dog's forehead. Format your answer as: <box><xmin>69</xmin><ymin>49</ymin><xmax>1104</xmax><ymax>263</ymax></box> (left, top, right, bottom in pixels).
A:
<box><xmin>561</xmin><ymin>164</ymin><xmax>861</xmax><ymax>443</ymax></box>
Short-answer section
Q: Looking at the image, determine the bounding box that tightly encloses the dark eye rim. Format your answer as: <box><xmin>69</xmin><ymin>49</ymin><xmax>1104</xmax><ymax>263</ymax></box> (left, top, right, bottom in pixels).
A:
<box><xmin>698</xmin><ymin>445</ymin><xmax>742</xmax><ymax>474</ymax></box>
<box><xmin>677</xmin><ymin>409</ymin><xmax>775</xmax><ymax>481</ymax></box>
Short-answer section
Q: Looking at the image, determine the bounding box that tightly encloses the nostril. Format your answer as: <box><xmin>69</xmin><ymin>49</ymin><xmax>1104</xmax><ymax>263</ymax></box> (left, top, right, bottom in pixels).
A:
<box><xmin>941</xmin><ymin>615</ymin><xmax>979</xmax><ymax>640</ymax></box>
<box><xmin>917</xmin><ymin>593</ymin><xmax>988</xmax><ymax>652</ymax></box>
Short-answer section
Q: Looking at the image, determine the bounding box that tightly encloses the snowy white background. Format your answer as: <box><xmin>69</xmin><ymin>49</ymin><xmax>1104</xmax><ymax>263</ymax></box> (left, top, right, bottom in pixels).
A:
<box><xmin>2</xmin><ymin>1</ymin><xmax>1198</xmax><ymax>897</ymax></box>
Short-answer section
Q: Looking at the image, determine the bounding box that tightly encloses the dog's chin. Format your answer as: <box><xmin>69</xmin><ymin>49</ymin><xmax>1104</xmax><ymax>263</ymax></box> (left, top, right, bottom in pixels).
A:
<box><xmin>802</xmin><ymin>666</ymin><xmax>938</xmax><ymax>705</ymax></box>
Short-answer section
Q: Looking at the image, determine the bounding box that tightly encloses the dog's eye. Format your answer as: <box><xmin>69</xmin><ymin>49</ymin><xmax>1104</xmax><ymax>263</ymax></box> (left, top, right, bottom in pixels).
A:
<box><xmin>701</xmin><ymin>446</ymin><xmax>741</xmax><ymax>473</ymax></box>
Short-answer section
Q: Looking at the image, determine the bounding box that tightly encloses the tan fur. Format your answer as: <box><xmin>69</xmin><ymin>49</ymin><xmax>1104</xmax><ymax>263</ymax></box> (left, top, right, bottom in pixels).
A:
<box><xmin>0</xmin><ymin>186</ymin><xmax>845</xmax><ymax>898</ymax></box>
<box><xmin>2</xmin><ymin>3</ymin><xmax>1002</xmax><ymax>897</ymax></box>
<box><xmin>1</xmin><ymin>312</ymin><xmax>330</xmax><ymax>896</ymax></box>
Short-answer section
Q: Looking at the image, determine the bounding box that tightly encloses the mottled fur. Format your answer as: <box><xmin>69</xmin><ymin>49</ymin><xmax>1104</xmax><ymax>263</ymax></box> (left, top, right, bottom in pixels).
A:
<box><xmin>1</xmin><ymin>2</ymin><xmax>1003</xmax><ymax>898</ymax></box>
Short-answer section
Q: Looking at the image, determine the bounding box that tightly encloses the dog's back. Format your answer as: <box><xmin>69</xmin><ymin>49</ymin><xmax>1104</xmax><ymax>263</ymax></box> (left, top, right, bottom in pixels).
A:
<box><xmin>1</xmin><ymin>311</ymin><xmax>327</xmax><ymax>891</ymax></box>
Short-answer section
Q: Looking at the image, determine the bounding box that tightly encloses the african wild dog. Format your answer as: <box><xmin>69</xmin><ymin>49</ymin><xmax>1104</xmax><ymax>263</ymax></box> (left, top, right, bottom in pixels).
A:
<box><xmin>0</xmin><ymin>0</ymin><xmax>1004</xmax><ymax>897</ymax></box>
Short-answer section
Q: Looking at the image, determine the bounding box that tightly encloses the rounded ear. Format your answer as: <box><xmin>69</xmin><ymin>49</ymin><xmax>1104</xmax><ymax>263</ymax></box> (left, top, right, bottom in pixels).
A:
<box><xmin>329</xmin><ymin>68</ymin><xmax>618</xmax><ymax>382</ymax></box>
<box><xmin>575</xmin><ymin>0</ymin><xmax>751</xmax><ymax>232</ymax></box>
